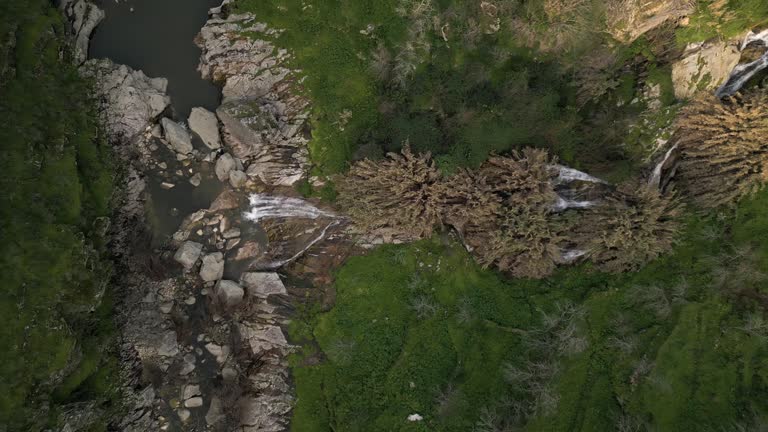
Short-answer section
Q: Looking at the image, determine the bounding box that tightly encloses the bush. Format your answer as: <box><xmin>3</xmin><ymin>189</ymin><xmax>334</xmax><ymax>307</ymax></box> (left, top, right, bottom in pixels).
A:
<box><xmin>675</xmin><ymin>91</ymin><xmax>768</xmax><ymax>208</ymax></box>
<box><xmin>572</xmin><ymin>182</ymin><xmax>683</xmax><ymax>273</ymax></box>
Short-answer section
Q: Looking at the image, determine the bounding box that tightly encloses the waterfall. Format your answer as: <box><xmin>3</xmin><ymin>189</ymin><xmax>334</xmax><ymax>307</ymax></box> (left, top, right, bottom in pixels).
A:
<box><xmin>244</xmin><ymin>194</ymin><xmax>340</xmax><ymax>270</ymax></box>
<box><xmin>561</xmin><ymin>249</ymin><xmax>587</xmax><ymax>263</ymax></box>
<box><xmin>554</xmin><ymin>165</ymin><xmax>607</xmax><ymax>185</ymax></box>
<box><xmin>243</xmin><ymin>194</ymin><xmax>335</xmax><ymax>222</ymax></box>
<box><xmin>648</xmin><ymin>143</ymin><xmax>678</xmax><ymax>189</ymax></box>
<box><xmin>716</xmin><ymin>30</ymin><xmax>768</xmax><ymax>97</ymax></box>
<box><xmin>552</xmin><ymin>196</ymin><xmax>595</xmax><ymax>212</ymax></box>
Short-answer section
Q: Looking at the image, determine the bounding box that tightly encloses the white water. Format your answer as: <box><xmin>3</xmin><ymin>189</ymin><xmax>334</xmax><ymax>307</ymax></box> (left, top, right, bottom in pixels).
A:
<box><xmin>648</xmin><ymin>143</ymin><xmax>678</xmax><ymax>189</ymax></box>
<box><xmin>716</xmin><ymin>30</ymin><xmax>768</xmax><ymax>97</ymax></box>
<box><xmin>256</xmin><ymin>220</ymin><xmax>342</xmax><ymax>270</ymax></box>
<box><xmin>244</xmin><ymin>194</ymin><xmax>339</xmax><ymax>270</ymax></box>
<box><xmin>244</xmin><ymin>194</ymin><xmax>335</xmax><ymax>222</ymax></box>
<box><xmin>561</xmin><ymin>249</ymin><xmax>587</xmax><ymax>263</ymax></box>
<box><xmin>552</xmin><ymin>196</ymin><xmax>595</xmax><ymax>212</ymax></box>
<box><xmin>554</xmin><ymin>165</ymin><xmax>607</xmax><ymax>185</ymax></box>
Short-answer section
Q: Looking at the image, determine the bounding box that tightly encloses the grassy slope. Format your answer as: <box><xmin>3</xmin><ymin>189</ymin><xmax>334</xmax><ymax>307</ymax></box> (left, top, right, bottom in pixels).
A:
<box><xmin>0</xmin><ymin>1</ymin><xmax>118</xmax><ymax>429</ymax></box>
<box><xmin>291</xmin><ymin>190</ymin><xmax>768</xmax><ymax>431</ymax></box>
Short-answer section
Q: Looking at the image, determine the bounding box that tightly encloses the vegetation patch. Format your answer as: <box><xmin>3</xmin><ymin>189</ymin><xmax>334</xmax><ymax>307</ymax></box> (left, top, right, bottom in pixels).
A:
<box><xmin>0</xmin><ymin>1</ymin><xmax>118</xmax><ymax>429</ymax></box>
<box><xmin>291</xmin><ymin>187</ymin><xmax>768</xmax><ymax>431</ymax></box>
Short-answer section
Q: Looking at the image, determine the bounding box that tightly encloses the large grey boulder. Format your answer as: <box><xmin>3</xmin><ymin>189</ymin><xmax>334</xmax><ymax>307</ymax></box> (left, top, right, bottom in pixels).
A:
<box><xmin>161</xmin><ymin>118</ymin><xmax>194</xmax><ymax>154</ymax></box>
<box><xmin>672</xmin><ymin>40</ymin><xmax>741</xmax><ymax>99</ymax></box>
<box><xmin>199</xmin><ymin>252</ymin><xmax>225</xmax><ymax>282</ymax></box>
<box><xmin>174</xmin><ymin>241</ymin><xmax>203</xmax><ymax>270</ymax></box>
<box><xmin>60</xmin><ymin>0</ymin><xmax>105</xmax><ymax>65</ymax></box>
<box><xmin>240</xmin><ymin>272</ymin><xmax>287</xmax><ymax>298</ymax></box>
<box><xmin>215</xmin><ymin>280</ymin><xmax>244</xmax><ymax>308</ymax></box>
<box><xmin>238</xmin><ymin>323</ymin><xmax>289</xmax><ymax>355</ymax></box>
<box><xmin>229</xmin><ymin>170</ymin><xmax>247</xmax><ymax>188</ymax></box>
<box><xmin>81</xmin><ymin>59</ymin><xmax>170</xmax><ymax>143</ymax></box>
<box><xmin>215</xmin><ymin>153</ymin><xmax>236</xmax><ymax>181</ymax></box>
<box><xmin>188</xmin><ymin>107</ymin><xmax>222</xmax><ymax>150</ymax></box>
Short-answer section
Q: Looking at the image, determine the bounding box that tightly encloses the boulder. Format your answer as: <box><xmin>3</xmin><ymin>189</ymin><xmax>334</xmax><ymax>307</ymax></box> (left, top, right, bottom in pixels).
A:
<box><xmin>215</xmin><ymin>280</ymin><xmax>245</xmax><ymax>308</ymax></box>
<box><xmin>229</xmin><ymin>170</ymin><xmax>247</xmax><ymax>188</ymax></box>
<box><xmin>182</xmin><ymin>384</ymin><xmax>201</xmax><ymax>401</ymax></box>
<box><xmin>672</xmin><ymin>40</ymin><xmax>741</xmax><ymax>99</ymax></box>
<box><xmin>157</xmin><ymin>331</ymin><xmax>179</xmax><ymax>357</ymax></box>
<box><xmin>233</xmin><ymin>241</ymin><xmax>263</xmax><ymax>261</ymax></box>
<box><xmin>161</xmin><ymin>118</ymin><xmax>194</xmax><ymax>154</ymax></box>
<box><xmin>209</xmin><ymin>190</ymin><xmax>241</xmax><ymax>212</ymax></box>
<box><xmin>60</xmin><ymin>0</ymin><xmax>105</xmax><ymax>65</ymax></box>
<box><xmin>185</xmin><ymin>397</ymin><xmax>203</xmax><ymax>408</ymax></box>
<box><xmin>199</xmin><ymin>252</ymin><xmax>225</xmax><ymax>282</ymax></box>
<box><xmin>81</xmin><ymin>59</ymin><xmax>170</xmax><ymax>143</ymax></box>
<box><xmin>218</xmin><ymin>100</ymin><xmax>308</xmax><ymax>186</ymax></box>
<box><xmin>240</xmin><ymin>272</ymin><xmax>287</xmax><ymax>298</ymax></box>
<box><xmin>174</xmin><ymin>241</ymin><xmax>203</xmax><ymax>270</ymax></box>
<box><xmin>189</xmin><ymin>107</ymin><xmax>222</xmax><ymax>150</ymax></box>
<box><xmin>238</xmin><ymin>323</ymin><xmax>288</xmax><ymax>354</ymax></box>
<box><xmin>206</xmin><ymin>396</ymin><xmax>225</xmax><ymax>426</ymax></box>
<box><xmin>215</xmin><ymin>153</ymin><xmax>236</xmax><ymax>181</ymax></box>
<box><xmin>223</xmin><ymin>228</ymin><xmax>241</xmax><ymax>239</ymax></box>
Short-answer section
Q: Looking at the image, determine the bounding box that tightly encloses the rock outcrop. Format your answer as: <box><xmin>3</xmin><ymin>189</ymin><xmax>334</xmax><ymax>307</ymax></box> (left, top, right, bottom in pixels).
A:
<box><xmin>81</xmin><ymin>59</ymin><xmax>171</xmax><ymax>143</ymax></box>
<box><xmin>607</xmin><ymin>0</ymin><xmax>694</xmax><ymax>44</ymax></box>
<box><xmin>672</xmin><ymin>40</ymin><xmax>741</xmax><ymax>99</ymax></box>
<box><xmin>60</xmin><ymin>0</ymin><xmax>105</xmax><ymax>64</ymax></box>
<box><xmin>197</xmin><ymin>8</ymin><xmax>309</xmax><ymax>186</ymax></box>
<box><xmin>161</xmin><ymin>118</ymin><xmax>194</xmax><ymax>154</ymax></box>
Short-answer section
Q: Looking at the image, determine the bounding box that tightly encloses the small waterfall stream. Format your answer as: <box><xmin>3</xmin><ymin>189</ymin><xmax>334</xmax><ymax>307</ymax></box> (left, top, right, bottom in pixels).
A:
<box><xmin>243</xmin><ymin>194</ymin><xmax>335</xmax><ymax>222</ymax></box>
<box><xmin>716</xmin><ymin>29</ymin><xmax>768</xmax><ymax>97</ymax></box>
<box><xmin>244</xmin><ymin>194</ymin><xmax>340</xmax><ymax>270</ymax></box>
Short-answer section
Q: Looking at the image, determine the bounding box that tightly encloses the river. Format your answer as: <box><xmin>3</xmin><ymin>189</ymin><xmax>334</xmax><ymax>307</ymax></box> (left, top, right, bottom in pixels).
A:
<box><xmin>89</xmin><ymin>0</ymin><xmax>221</xmax><ymax>119</ymax></box>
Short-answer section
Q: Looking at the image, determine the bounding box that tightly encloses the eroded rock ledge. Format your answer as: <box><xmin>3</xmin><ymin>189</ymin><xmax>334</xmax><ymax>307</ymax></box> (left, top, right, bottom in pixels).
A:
<box><xmin>196</xmin><ymin>7</ymin><xmax>310</xmax><ymax>187</ymax></box>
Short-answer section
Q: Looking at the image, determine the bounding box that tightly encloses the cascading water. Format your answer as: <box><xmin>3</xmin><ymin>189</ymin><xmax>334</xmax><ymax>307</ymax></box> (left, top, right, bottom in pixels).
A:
<box><xmin>554</xmin><ymin>165</ymin><xmax>607</xmax><ymax>185</ymax></box>
<box><xmin>716</xmin><ymin>29</ymin><xmax>768</xmax><ymax>97</ymax></box>
<box><xmin>648</xmin><ymin>143</ymin><xmax>679</xmax><ymax>189</ymax></box>
<box><xmin>244</xmin><ymin>194</ymin><xmax>336</xmax><ymax>222</ymax></box>
<box><xmin>244</xmin><ymin>194</ymin><xmax>340</xmax><ymax>269</ymax></box>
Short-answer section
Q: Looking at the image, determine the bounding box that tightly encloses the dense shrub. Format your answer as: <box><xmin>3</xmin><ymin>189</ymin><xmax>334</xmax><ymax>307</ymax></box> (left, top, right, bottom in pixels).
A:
<box><xmin>675</xmin><ymin>91</ymin><xmax>768</xmax><ymax>208</ymax></box>
<box><xmin>337</xmin><ymin>145</ymin><xmax>443</xmax><ymax>238</ymax></box>
<box><xmin>572</xmin><ymin>182</ymin><xmax>684</xmax><ymax>272</ymax></box>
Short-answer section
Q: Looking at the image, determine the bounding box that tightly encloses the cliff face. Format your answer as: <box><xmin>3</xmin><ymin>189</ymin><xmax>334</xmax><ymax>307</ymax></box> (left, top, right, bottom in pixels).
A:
<box><xmin>606</xmin><ymin>0</ymin><xmax>694</xmax><ymax>43</ymax></box>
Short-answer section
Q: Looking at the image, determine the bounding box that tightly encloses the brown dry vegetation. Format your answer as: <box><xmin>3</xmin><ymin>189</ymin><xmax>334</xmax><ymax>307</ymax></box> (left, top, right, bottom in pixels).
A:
<box><xmin>339</xmin><ymin>146</ymin><xmax>685</xmax><ymax>277</ymax></box>
<box><xmin>572</xmin><ymin>182</ymin><xmax>683</xmax><ymax>273</ymax></box>
<box><xmin>336</xmin><ymin>144</ymin><xmax>443</xmax><ymax>238</ymax></box>
<box><xmin>675</xmin><ymin>90</ymin><xmax>768</xmax><ymax>208</ymax></box>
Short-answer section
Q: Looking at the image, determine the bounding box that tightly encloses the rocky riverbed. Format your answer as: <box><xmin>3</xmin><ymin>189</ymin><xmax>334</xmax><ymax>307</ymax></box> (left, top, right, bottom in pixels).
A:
<box><xmin>57</xmin><ymin>1</ymin><xmax>358</xmax><ymax>430</ymax></box>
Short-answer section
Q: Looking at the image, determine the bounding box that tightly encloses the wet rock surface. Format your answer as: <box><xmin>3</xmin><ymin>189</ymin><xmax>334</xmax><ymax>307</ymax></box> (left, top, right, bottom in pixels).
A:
<box><xmin>81</xmin><ymin>58</ymin><xmax>171</xmax><ymax>143</ymax></box>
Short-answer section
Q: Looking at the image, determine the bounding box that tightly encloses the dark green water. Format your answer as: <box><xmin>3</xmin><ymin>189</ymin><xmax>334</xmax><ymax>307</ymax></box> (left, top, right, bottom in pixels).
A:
<box><xmin>89</xmin><ymin>0</ymin><xmax>221</xmax><ymax>119</ymax></box>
